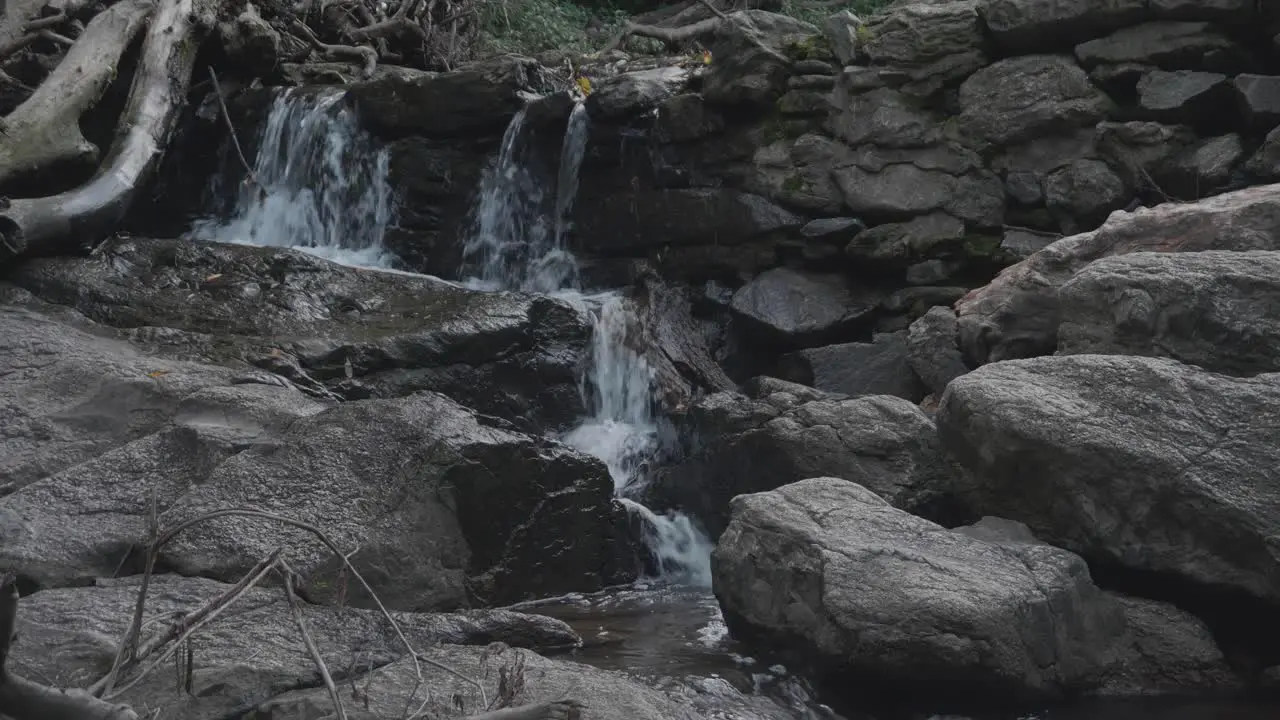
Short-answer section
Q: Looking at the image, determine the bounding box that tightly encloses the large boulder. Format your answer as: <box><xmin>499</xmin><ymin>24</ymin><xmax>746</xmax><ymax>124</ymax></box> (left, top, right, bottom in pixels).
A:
<box><xmin>859</xmin><ymin>0</ymin><xmax>988</xmax><ymax>97</ymax></box>
<box><xmin>9</xmin><ymin>575</ymin><xmax>791</xmax><ymax>720</ymax></box>
<box><xmin>907</xmin><ymin>305</ymin><xmax>971</xmax><ymax>396</ymax></box>
<box><xmin>729</xmin><ymin>267</ymin><xmax>882</xmax><ymax>346</ymax></box>
<box><xmin>777</xmin><ymin>331</ymin><xmax>926</xmax><ymax>402</ymax></box>
<box><xmin>647</xmin><ymin>380</ymin><xmax>954</xmax><ymax>536</ymax></box>
<box><xmin>703</xmin><ymin>11</ymin><xmax>819</xmax><ymax>107</ymax></box>
<box><xmin>937</xmin><ymin>354</ymin><xmax>1280</xmax><ymax>609</ymax></box>
<box><xmin>7</xmin><ymin>237</ymin><xmax>591</xmax><ymax>432</ymax></box>
<box><xmin>955</xmin><ymin>183</ymin><xmax>1280</xmax><ymax>365</ymax></box>
<box><xmin>348</xmin><ymin>56</ymin><xmax>552</xmax><ymax>138</ymax></box>
<box><xmin>152</xmin><ymin>391</ymin><xmax>632</xmax><ymax>610</ymax></box>
<box><xmin>1057</xmin><ymin>251</ymin><xmax>1280</xmax><ymax>375</ymax></box>
<box><xmin>1073</xmin><ymin>21</ymin><xmax>1242</xmax><ymax>71</ymax></box>
<box><xmin>712</xmin><ymin>478</ymin><xmax>1238</xmax><ymax>709</ymax></box>
<box><xmin>956</xmin><ymin>55</ymin><xmax>1112</xmax><ymax>155</ymax></box>
<box><xmin>832</xmin><ymin>145</ymin><xmax>1005</xmax><ymax>227</ymax></box>
<box><xmin>981</xmin><ymin>0</ymin><xmax>1149</xmax><ymax>52</ymax></box>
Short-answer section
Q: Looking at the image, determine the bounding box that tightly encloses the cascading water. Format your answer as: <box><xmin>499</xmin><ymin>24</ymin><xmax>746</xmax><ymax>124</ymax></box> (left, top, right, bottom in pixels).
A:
<box><xmin>189</xmin><ymin>88</ymin><xmax>395</xmax><ymax>268</ymax></box>
<box><xmin>464</xmin><ymin>102</ymin><xmax>714</xmax><ymax>587</ymax></box>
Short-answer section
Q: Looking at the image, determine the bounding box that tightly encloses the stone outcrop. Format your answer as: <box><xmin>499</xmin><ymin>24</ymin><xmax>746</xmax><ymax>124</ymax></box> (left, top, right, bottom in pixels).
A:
<box><xmin>646</xmin><ymin>378</ymin><xmax>954</xmax><ymax>536</ymax></box>
<box><xmin>937</xmin><ymin>354</ymin><xmax>1280</xmax><ymax>610</ymax></box>
<box><xmin>1057</xmin><ymin>251</ymin><xmax>1280</xmax><ymax>375</ymax></box>
<box><xmin>954</xmin><ymin>183</ymin><xmax>1280</xmax><ymax>364</ymax></box>
<box><xmin>712</xmin><ymin>478</ymin><xmax>1238</xmax><ymax>708</ymax></box>
<box><xmin>7</xmin><ymin>236</ymin><xmax>592</xmax><ymax>432</ymax></box>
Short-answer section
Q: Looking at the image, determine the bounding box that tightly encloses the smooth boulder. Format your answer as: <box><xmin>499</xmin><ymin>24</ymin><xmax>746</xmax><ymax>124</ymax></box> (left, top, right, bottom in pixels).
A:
<box><xmin>1057</xmin><ymin>251</ymin><xmax>1280</xmax><ymax>375</ymax></box>
<box><xmin>938</xmin><ymin>354</ymin><xmax>1280</xmax><ymax>607</ymax></box>
<box><xmin>712</xmin><ymin>478</ymin><xmax>1237</xmax><ymax>708</ymax></box>
<box><xmin>777</xmin><ymin>331</ymin><xmax>926</xmax><ymax>402</ymax></box>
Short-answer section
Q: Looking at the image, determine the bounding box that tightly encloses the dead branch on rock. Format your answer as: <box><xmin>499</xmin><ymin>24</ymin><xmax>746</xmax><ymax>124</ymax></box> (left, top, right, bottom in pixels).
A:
<box><xmin>281</xmin><ymin>561</ymin><xmax>349</xmax><ymax>720</ymax></box>
<box><xmin>0</xmin><ymin>0</ymin><xmax>153</xmax><ymax>186</ymax></box>
<box><xmin>0</xmin><ymin>572</ymin><xmax>140</xmax><ymax>720</ymax></box>
<box><xmin>290</xmin><ymin>17</ymin><xmax>379</xmax><ymax>78</ymax></box>
<box><xmin>206</xmin><ymin>65</ymin><xmax>259</xmax><ymax>189</ymax></box>
<box><xmin>0</xmin><ymin>0</ymin><xmax>217</xmax><ymax>263</ymax></box>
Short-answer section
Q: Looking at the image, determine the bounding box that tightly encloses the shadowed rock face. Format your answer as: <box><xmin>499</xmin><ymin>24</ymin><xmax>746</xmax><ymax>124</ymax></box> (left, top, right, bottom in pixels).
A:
<box><xmin>6</xmin><ymin>236</ymin><xmax>592</xmax><ymax>432</ymax></box>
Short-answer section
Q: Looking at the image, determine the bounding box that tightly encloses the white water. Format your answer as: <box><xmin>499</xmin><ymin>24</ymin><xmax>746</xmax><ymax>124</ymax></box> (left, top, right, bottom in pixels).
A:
<box><xmin>465</xmin><ymin>103</ymin><xmax>714</xmax><ymax>587</ymax></box>
<box><xmin>189</xmin><ymin>88</ymin><xmax>396</xmax><ymax>269</ymax></box>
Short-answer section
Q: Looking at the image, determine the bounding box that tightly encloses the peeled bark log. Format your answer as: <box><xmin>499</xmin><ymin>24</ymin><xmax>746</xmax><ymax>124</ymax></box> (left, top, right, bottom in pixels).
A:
<box><xmin>0</xmin><ymin>578</ymin><xmax>139</xmax><ymax>720</ymax></box>
<box><xmin>0</xmin><ymin>0</ymin><xmax>219</xmax><ymax>262</ymax></box>
<box><xmin>0</xmin><ymin>0</ymin><xmax>155</xmax><ymax>187</ymax></box>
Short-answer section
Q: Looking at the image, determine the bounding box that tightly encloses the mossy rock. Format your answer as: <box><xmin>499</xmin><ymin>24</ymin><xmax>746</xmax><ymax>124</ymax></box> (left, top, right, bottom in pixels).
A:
<box><xmin>783</xmin><ymin>33</ymin><xmax>835</xmax><ymax>62</ymax></box>
<box><xmin>962</xmin><ymin>234</ymin><xmax>1002</xmax><ymax>258</ymax></box>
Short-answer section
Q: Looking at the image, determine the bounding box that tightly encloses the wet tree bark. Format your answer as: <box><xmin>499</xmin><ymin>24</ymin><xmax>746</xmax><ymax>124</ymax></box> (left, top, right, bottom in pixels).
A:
<box><xmin>0</xmin><ymin>0</ymin><xmax>154</xmax><ymax>187</ymax></box>
<box><xmin>0</xmin><ymin>0</ymin><xmax>219</xmax><ymax>263</ymax></box>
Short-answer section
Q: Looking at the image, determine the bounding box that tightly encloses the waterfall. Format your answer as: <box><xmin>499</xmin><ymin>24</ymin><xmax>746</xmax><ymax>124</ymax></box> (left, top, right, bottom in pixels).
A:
<box><xmin>189</xmin><ymin>88</ymin><xmax>396</xmax><ymax>269</ymax></box>
<box><xmin>461</xmin><ymin>103</ymin><xmax>586</xmax><ymax>294</ymax></box>
<box><xmin>468</xmin><ymin>102</ymin><xmax>714</xmax><ymax>587</ymax></box>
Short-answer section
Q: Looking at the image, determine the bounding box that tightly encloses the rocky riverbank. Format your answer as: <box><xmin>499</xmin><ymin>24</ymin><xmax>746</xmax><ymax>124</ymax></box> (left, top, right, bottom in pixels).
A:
<box><xmin>5</xmin><ymin>0</ymin><xmax>1280</xmax><ymax>718</ymax></box>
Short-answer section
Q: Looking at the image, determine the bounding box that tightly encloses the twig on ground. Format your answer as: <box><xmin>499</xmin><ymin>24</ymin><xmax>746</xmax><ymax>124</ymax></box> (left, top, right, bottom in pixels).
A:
<box><xmin>281</xmin><ymin>560</ymin><xmax>348</xmax><ymax>720</ymax></box>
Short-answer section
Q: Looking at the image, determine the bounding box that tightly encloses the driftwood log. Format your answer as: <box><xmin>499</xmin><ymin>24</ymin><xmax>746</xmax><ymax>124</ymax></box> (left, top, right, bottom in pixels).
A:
<box><xmin>0</xmin><ymin>0</ymin><xmax>218</xmax><ymax>262</ymax></box>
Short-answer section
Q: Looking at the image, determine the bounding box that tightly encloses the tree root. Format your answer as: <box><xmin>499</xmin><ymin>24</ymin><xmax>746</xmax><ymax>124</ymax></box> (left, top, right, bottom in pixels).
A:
<box><xmin>0</xmin><ymin>0</ymin><xmax>217</xmax><ymax>262</ymax></box>
<box><xmin>604</xmin><ymin>16</ymin><xmax>721</xmax><ymax>53</ymax></box>
<box><xmin>0</xmin><ymin>0</ymin><xmax>153</xmax><ymax>187</ymax></box>
<box><xmin>290</xmin><ymin>18</ymin><xmax>378</xmax><ymax>79</ymax></box>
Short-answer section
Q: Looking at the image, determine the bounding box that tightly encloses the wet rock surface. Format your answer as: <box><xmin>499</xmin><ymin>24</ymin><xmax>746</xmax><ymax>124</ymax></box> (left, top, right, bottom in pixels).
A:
<box><xmin>712</xmin><ymin>478</ymin><xmax>1239</xmax><ymax>710</ymax></box>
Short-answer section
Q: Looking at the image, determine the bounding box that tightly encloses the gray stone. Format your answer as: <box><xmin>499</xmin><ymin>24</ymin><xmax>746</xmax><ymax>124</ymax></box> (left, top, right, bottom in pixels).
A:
<box><xmin>1089</xmin><ymin>62</ymin><xmax>1153</xmax><ymax>97</ymax></box>
<box><xmin>905</xmin><ymin>258</ymin><xmax>961</xmax><ymax>285</ymax></box>
<box><xmin>1095</xmin><ymin>120</ymin><xmax>1198</xmax><ymax>190</ymax></box>
<box><xmin>1057</xmin><ymin>251</ymin><xmax>1280</xmax><ymax>375</ymax></box>
<box><xmin>1005</xmin><ymin>171</ymin><xmax>1043</xmax><ymax>204</ymax></box>
<box><xmin>776</xmin><ymin>88</ymin><xmax>830</xmax><ymax>114</ymax></box>
<box><xmin>1136</xmin><ymin>69</ymin><xmax>1232</xmax><ymax>125</ymax></box>
<box><xmin>938</xmin><ymin>354</ymin><xmax>1280</xmax><ymax>607</ymax></box>
<box><xmin>1151</xmin><ymin>0</ymin><xmax>1255</xmax><ymax>21</ymax></box>
<box><xmin>1233</xmin><ymin>74</ymin><xmax>1280</xmax><ymax>130</ymax></box>
<box><xmin>800</xmin><ymin>216</ymin><xmax>865</xmax><ymax>242</ymax></box>
<box><xmin>703</xmin><ymin>11</ymin><xmax>820</xmax><ymax>107</ymax></box>
<box><xmin>574</xmin><ymin>188</ymin><xmax>802</xmax><ymax>253</ymax></box>
<box><xmin>955</xmin><ymin>183</ymin><xmax>1280</xmax><ymax>364</ymax></box>
<box><xmin>8</xmin><ymin>237</ymin><xmax>592</xmax><ymax>433</ymax></box>
<box><xmin>846</xmin><ymin>211</ymin><xmax>965</xmax><ymax>264</ymax></box>
<box><xmin>982</xmin><ymin>0</ymin><xmax>1148</xmax><ymax>53</ymax></box>
<box><xmin>713</xmin><ymin>477</ymin><xmax>1236</xmax><ymax>704</ymax></box>
<box><xmin>10</xmin><ymin>575</ymin><xmax>787</xmax><ymax>720</ymax></box>
<box><xmin>787</xmin><ymin>73</ymin><xmax>835</xmax><ymax>90</ymax></box>
<box><xmin>777</xmin><ymin>331</ymin><xmax>926</xmax><ymax>401</ymax></box>
<box><xmin>137</xmin><ymin>391</ymin><xmax>632</xmax><ymax>611</ymax></box>
<box><xmin>1244</xmin><ymin>126</ymin><xmax>1280</xmax><ymax>180</ymax></box>
<box><xmin>829</xmin><ymin>86</ymin><xmax>942</xmax><ymax>148</ymax></box>
<box><xmin>746</xmin><ymin>134</ymin><xmax>849</xmax><ymax>213</ymax></box>
<box><xmin>729</xmin><ymin>267</ymin><xmax>880</xmax><ymax>344</ymax></box>
<box><xmin>587</xmin><ymin>66</ymin><xmax>691</xmax><ymax>119</ymax></box>
<box><xmin>861</xmin><ymin>0</ymin><xmax>987</xmax><ymax>96</ymax></box>
<box><xmin>907</xmin><ymin>306</ymin><xmax>970</xmax><ymax>396</ymax></box>
<box><xmin>648</xmin><ymin>392</ymin><xmax>954</xmax><ymax>537</ymax></box>
<box><xmin>883</xmin><ymin>286</ymin><xmax>969</xmax><ymax>318</ymax></box>
<box><xmin>1074</xmin><ymin>22</ymin><xmax>1240</xmax><ymax>71</ymax></box>
<box><xmin>1043</xmin><ymin>158</ymin><xmax>1130</xmax><ymax>233</ymax></box>
<box><xmin>1158</xmin><ymin>133</ymin><xmax>1244</xmax><ymax>198</ymax></box>
<box><xmin>821</xmin><ymin>9</ymin><xmax>863</xmax><ymax>65</ymax></box>
<box><xmin>1000</xmin><ymin>228</ymin><xmax>1059</xmax><ymax>259</ymax></box>
<box><xmin>957</xmin><ymin>55</ymin><xmax>1112</xmax><ymax>154</ymax></box>
<box><xmin>833</xmin><ymin>145</ymin><xmax>1004</xmax><ymax>226</ymax></box>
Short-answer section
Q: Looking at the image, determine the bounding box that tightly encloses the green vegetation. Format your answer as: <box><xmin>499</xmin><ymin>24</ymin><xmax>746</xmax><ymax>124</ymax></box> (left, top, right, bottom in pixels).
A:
<box><xmin>475</xmin><ymin>0</ymin><xmax>897</xmax><ymax>59</ymax></box>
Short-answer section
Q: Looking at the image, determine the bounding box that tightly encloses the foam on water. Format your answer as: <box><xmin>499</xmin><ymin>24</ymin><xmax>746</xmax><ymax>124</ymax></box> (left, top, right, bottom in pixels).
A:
<box><xmin>465</xmin><ymin>102</ymin><xmax>715</xmax><ymax>586</ymax></box>
<box><xmin>189</xmin><ymin>88</ymin><xmax>395</xmax><ymax>268</ymax></box>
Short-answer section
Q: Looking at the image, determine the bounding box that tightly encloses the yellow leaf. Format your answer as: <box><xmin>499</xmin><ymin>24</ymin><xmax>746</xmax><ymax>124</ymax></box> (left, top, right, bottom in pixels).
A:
<box><xmin>576</xmin><ymin>76</ymin><xmax>592</xmax><ymax>95</ymax></box>
<box><xmin>702</xmin><ymin>50</ymin><xmax>712</xmax><ymax>65</ymax></box>
<box><xmin>147</xmin><ymin>370</ymin><xmax>170</xmax><ymax>379</ymax></box>
<box><xmin>203</xmin><ymin>273</ymin><xmax>223</xmax><ymax>283</ymax></box>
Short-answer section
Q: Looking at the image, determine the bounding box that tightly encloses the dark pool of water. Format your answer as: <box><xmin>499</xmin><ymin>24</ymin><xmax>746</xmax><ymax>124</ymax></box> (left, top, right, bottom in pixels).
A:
<box><xmin>510</xmin><ymin>582</ymin><xmax>1280</xmax><ymax>720</ymax></box>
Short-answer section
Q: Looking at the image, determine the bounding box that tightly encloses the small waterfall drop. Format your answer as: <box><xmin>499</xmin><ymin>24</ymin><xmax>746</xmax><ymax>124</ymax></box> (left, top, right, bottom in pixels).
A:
<box><xmin>468</xmin><ymin>102</ymin><xmax>714</xmax><ymax>587</ymax></box>
<box><xmin>461</xmin><ymin>103</ymin><xmax>586</xmax><ymax>293</ymax></box>
<box><xmin>190</xmin><ymin>88</ymin><xmax>395</xmax><ymax>268</ymax></box>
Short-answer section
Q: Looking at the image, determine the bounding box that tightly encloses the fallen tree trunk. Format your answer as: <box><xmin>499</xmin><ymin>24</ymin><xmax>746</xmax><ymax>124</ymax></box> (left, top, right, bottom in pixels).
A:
<box><xmin>0</xmin><ymin>0</ymin><xmax>155</xmax><ymax>187</ymax></box>
<box><xmin>0</xmin><ymin>576</ymin><xmax>139</xmax><ymax>719</ymax></box>
<box><xmin>0</xmin><ymin>0</ymin><xmax>219</xmax><ymax>263</ymax></box>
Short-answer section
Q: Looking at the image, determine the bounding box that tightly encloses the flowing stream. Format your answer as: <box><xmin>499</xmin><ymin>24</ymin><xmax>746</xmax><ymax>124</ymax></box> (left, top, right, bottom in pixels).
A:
<box><xmin>185</xmin><ymin>89</ymin><xmax>1280</xmax><ymax>720</ymax></box>
<box><xmin>460</xmin><ymin>103</ymin><xmax>716</xmax><ymax>586</ymax></box>
<box><xmin>188</xmin><ymin>88</ymin><xmax>396</xmax><ymax>268</ymax></box>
